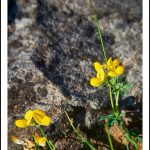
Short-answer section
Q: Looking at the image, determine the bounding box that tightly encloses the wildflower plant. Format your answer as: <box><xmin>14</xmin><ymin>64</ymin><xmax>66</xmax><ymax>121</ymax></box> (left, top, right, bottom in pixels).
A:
<box><xmin>14</xmin><ymin>109</ymin><xmax>56</xmax><ymax>150</ymax></box>
<box><xmin>89</xmin><ymin>0</ymin><xmax>142</xmax><ymax>150</ymax></box>
<box><xmin>12</xmin><ymin>0</ymin><xmax>142</xmax><ymax>150</ymax></box>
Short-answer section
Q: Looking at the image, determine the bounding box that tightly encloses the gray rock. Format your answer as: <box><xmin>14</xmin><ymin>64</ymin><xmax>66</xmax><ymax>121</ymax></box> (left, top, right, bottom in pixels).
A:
<box><xmin>8</xmin><ymin>0</ymin><xmax>142</xmax><ymax>149</ymax></box>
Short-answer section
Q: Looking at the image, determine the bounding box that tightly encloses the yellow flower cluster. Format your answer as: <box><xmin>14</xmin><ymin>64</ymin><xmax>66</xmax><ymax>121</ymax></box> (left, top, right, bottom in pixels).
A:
<box><xmin>90</xmin><ymin>58</ymin><xmax>125</xmax><ymax>87</ymax></box>
<box><xmin>15</xmin><ymin>109</ymin><xmax>52</xmax><ymax>128</ymax></box>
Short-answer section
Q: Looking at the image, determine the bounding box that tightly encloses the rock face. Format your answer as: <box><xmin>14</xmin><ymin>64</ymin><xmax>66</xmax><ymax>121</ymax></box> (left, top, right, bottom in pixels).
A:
<box><xmin>8</xmin><ymin>0</ymin><xmax>142</xmax><ymax>149</ymax></box>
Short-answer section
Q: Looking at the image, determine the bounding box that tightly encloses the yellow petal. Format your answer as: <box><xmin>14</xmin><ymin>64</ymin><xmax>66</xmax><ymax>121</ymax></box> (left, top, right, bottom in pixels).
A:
<box><xmin>94</xmin><ymin>62</ymin><xmax>105</xmax><ymax>81</ymax></box>
<box><xmin>15</xmin><ymin>119</ymin><xmax>27</xmax><ymax>128</ymax></box>
<box><xmin>25</xmin><ymin>110</ymin><xmax>33</xmax><ymax>126</ymax></box>
<box><xmin>108</xmin><ymin>71</ymin><xmax>118</xmax><ymax>77</ymax></box>
<box><xmin>34</xmin><ymin>133</ymin><xmax>46</xmax><ymax>147</ymax></box>
<box><xmin>107</xmin><ymin>58</ymin><xmax>112</xmax><ymax>66</ymax></box>
<box><xmin>116</xmin><ymin>66</ymin><xmax>125</xmax><ymax>75</ymax></box>
<box><xmin>34</xmin><ymin>132</ymin><xmax>40</xmax><ymax>144</ymax></box>
<box><xmin>33</xmin><ymin>109</ymin><xmax>46</xmax><ymax>125</ymax></box>
<box><xmin>103</xmin><ymin>64</ymin><xmax>107</xmax><ymax>68</ymax></box>
<box><xmin>96</xmin><ymin>72</ymin><xmax>101</xmax><ymax>78</ymax></box>
<box><xmin>100</xmin><ymin>68</ymin><xmax>105</xmax><ymax>81</ymax></box>
<box><xmin>96</xmin><ymin>68</ymin><xmax>105</xmax><ymax>81</ymax></box>
<box><xmin>38</xmin><ymin>137</ymin><xmax>46</xmax><ymax>147</ymax></box>
<box><xmin>90</xmin><ymin>78</ymin><xmax>103</xmax><ymax>87</ymax></box>
<box><xmin>33</xmin><ymin>113</ymin><xmax>43</xmax><ymax>125</ymax></box>
<box><xmin>113</xmin><ymin>59</ymin><xmax>120</xmax><ymax>66</ymax></box>
<box><xmin>41</xmin><ymin>116</ymin><xmax>52</xmax><ymax>126</ymax></box>
<box><xmin>33</xmin><ymin>109</ymin><xmax>46</xmax><ymax>117</ymax></box>
<box><xmin>94</xmin><ymin>62</ymin><xmax>102</xmax><ymax>72</ymax></box>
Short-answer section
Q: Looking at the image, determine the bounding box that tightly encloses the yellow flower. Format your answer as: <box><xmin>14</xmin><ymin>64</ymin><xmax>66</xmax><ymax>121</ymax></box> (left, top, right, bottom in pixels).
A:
<box><xmin>34</xmin><ymin>132</ymin><xmax>46</xmax><ymax>147</ymax></box>
<box><xmin>15</xmin><ymin>109</ymin><xmax>52</xmax><ymax>128</ymax></box>
<box><xmin>90</xmin><ymin>58</ymin><xmax>125</xmax><ymax>87</ymax></box>
<box><xmin>105</xmin><ymin>58</ymin><xmax>125</xmax><ymax>77</ymax></box>
<box><xmin>90</xmin><ymin>62</ymin><xmax>105</xmax><ymax>87</ymax></box>
<box><xmin>15</xmin><ymin>119</ymin><xmax>28</xmax><ymax>128</ymax></box>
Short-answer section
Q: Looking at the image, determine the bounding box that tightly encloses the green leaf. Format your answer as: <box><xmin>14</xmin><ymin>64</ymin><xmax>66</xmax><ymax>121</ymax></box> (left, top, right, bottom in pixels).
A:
<box><xmin>130</xmin><ymin>130</ymin><xmax>137</xmax><ymax>136</ymax></box>
<box><xmin>99</xmin><ymin>115</ymin><xmax>107</xmax><ymax>121</ymax></box>
<box><xmin>118</xmin><ymin>112</ymin><xmax>125</xmax><ymax>119</ymax></box>
<box><xmin>99</xmin><ymin>115</ymin><xmax>115</xmax><ymax>121</ymax></box>
<box><xmin>124</xmin><ymin>83</ymin><xmax>132</xmax><ymax>90</ymax></box>
<box><xmin>112</xmin><ymin>88</ymin><xmax>119</xmax><ymax>93</ymax></box>
<box><xmin>107</xmin><ymin>115</ymin><xmax>115</xmax><ymax>119</ymax></box>
<box><xmin>108</xmin><ymin>119</ymin><xmax>115</xmax><ymax>127</ymax></box>
<box><xmin>137</xmin><ymin>136</ymin><xmax>142</xmax><ymax>142</ymax></box>
<box><xmin>117</xmin><ymin>120</ymin><xmax>123</xmax><ymax>126</ymax></box>
<box><xmin>110</xmin><ymin>78</ymin><xmax>117</xmax><ymax>85</ymax></box>
<box><xmin>120</xmin><ymin>76</ymin><xmax>126</xmax><ymax>82</ymax></box>
<box><xmin>120</xmin><ymin>82</ymin><xmax>132</xmax><ymax>96</ymax></box>
<box><xmin>125</xmin><ymin>134</ymin><xmax>138</xmax><ymax>150</ymax></box>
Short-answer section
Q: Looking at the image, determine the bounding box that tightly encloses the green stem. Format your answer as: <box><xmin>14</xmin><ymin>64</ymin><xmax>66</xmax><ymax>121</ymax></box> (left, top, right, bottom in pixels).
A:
<box><xmin>104</xmin><ymin>123</ymin><xmax>114</xmax><ymax>150</ymax></box>
<box><xmin>121</xmin><ymin>123</ymin><xmax>138</xmax><ymax>150</ymax></box>
<box><xmin>38</xmin><ymin>125</ymin><xmax>56</xmax><ymax>150</ymax></box>
<box><xmin>89</xmin><ymin>0</ymin><xmax>107</xmax><ymax>62</ymax></box>
<box><xmin>125</xmin><ymin>134</ymin><xmax>138</xmax><ymax>150</ymax></box>
<box><xmin>109</xmin><ymin>86</ymin><xmax>115</xmax><ymax>113</ymax></box>
<box><xmin>65</xmin><ymin>112</ymin><xmax>97</xmax><ymax>150</ymax></box>
<box><xmin>115</xmin><ymin>91</ymin><xmax>120</xmax><ymax>113</ymax></box>
<box><xmin>126</xmin><ymin>143</ymin><xmax>130</xmax><ymax>150</ymax></box>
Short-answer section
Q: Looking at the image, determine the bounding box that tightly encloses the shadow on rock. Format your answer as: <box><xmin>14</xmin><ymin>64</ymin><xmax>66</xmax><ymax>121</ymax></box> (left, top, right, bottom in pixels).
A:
<box><xmin>46</xmin><ymin>106</ymin><xmax>128</xmax><ymax>150</ymax></box>
<box><xmin>31</xmin><ymin>0</ymin><xmax>115</xmax><ymax>107</ymax></box>
<box><xmin>120</xmin><ymin>96</ymin><xmax>142</xmax><ymax>134</ymax></box>
<box><xmin>8</xmin><ymin>0</ymin><xmax>18</xmax><ymax>24</ymax></box>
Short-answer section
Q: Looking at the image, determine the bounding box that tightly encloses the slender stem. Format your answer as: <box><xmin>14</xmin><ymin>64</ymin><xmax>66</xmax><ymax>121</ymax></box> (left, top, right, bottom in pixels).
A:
<box><xmin>122</xmin><ymin>123</ymin><xmax>138</xmax><ymax>150</ymax></box>
<box><xmin>89</xmin><ymin>0</ymin><xmax>107</xmax><ymax>62</ymax></box>
<box><xmin>38</xmin><ymin>125</ymin><xmax>56</xmax><ymax>150</ymax></box>
<box><xmin>115</xmin><ymin>91</ymin><xmax>120</xmax><ymax>113</ymax></box>
<box><xmin>65</xmin><ymin>111</ymin><xmax>97</xmax><ymax>150</ymax></box>
<box><xmin>109</xmin><ymin>86</ymin><xmax>115</xmax><ymax>113</ymax></box>
<box><xmin>104</xmin><ymin>123</ymin><xmax>114</xmax><ymax>150</ymax></box>
<box><xmin>125</xmin><ymin>133</ymin><xmax>138</xmax><ymax>150</ymax></box>
<box><xmin>126</xmin><ymin>143</ymin><xmax>130</xmax><ymax>150</ymax></box>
